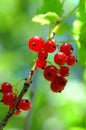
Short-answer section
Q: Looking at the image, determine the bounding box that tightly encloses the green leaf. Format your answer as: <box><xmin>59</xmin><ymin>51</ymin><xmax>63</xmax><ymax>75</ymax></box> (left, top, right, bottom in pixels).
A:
<box><xmin>37</xmin><ymin>0</ymin><xmax>64</xmax><ymax>16</ymax></box>
<box><xmin>32</xmin><ymin>12</ymin><xmax>60</xmax><ymax>25</ymax></box>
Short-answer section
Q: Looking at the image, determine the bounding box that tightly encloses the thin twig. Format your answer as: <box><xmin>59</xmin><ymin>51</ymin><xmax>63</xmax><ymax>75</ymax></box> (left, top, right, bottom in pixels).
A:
<box><xmin>49</xmin><ymin>20</ymin><xmax>61</xmax><ymax>39</ymax></box>
<box><xmin>62</xmin><ymin>3</ymin><xmax>79</xmax><ymax>23</ymax></box>
<box><xmin>55</xmin><ymin>39</ymin><xmax>75</xmax><ymax>43</ymax></box>
<box><xmin>49</xmin><ymin>4</ymin><xmax>79</xmax><ymax>39</ymax></box>
<box><xmin>0</xmin><ymin>64</ymin><xmax>36</xmax><ymax>130</ymax></box>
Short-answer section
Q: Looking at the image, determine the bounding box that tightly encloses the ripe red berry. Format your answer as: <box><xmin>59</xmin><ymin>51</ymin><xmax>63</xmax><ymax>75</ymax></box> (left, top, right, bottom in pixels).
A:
<box><xmin>66</xmin><ymin>55</ymin><xmax>77</xmax><ymax>66</ymax></box>
<box><xmin>18</xmin><ymin>99</ymin><xmax>31</xmax><ymax>111</ymax></box>
<box><xmin>36</xmin><ymin>58</ymin><xmax>46</xmax><ymax>69</ymax></box>
<box><xmin>59</xmin><ymin>66</ymin><xmax>70</xmax><ymax>77</ymax></box>
<box><xmin>44</xmin><ymin>40</ymin><xmax>56</xmax><ymax>53</ymax></box>
<box><xmin>28</xmin><ymin>36</ymin><xmax>44</xmax><ymax>52</ymax></box>
<box><xmin>60</xmin><ymin>43</ymin><xmax>73</xmax><ymax>56</ymax></box>
<box><xmin>54</xmin><ymin>52</ymin><xmax>67</xmax><ymax>66</ymax></box>
<box><xmin>2</xmin><ymin>92</ymin><xmax>17</xmax><ymax>106</ymax></box>
<box><xmin>1</xmin><ymin>82</ymin><xmax>12</xmax><ymax>93</ymax></box>
<box><xmin>50</xmin><ymin>76</ymin><xmax>67</xmax><ymax>92</ymax></box>
<box><xmin>44</xmin><ymin>65</ymin><xmax>58</xmax><ymax>81</ymax></box>
<box><xmin>38</xmin><ymin>50</ymin><xmax>48</xmax><ymax>60</ymax></box>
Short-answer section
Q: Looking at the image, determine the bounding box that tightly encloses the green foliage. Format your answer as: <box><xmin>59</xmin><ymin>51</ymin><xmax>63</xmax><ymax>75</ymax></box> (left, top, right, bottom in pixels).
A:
<box><xmin>37</xmin><ymin>0</ymin><xmax>64</xmax><ymax>16</ymax></box>
<box><xmin>32</xmin><ymin>0</ymin><xmax>64</xmax><ymax>26</ymax></box>
<box><xmin>32</xmin><ymin>12</ymin><xmax>60</xmax><ymax>25</ymax></box>
<box><xmin>77</xmin><ymin>0</ymin><xmax>86</xmax><ymax>65</ymax></box>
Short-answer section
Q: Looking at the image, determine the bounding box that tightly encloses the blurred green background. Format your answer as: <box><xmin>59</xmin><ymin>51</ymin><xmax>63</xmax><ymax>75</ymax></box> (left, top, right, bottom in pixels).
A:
<box><xmin>0</xmin><ymin>0</ymin><xmax>86</xmax><ymax>130</ymax></box>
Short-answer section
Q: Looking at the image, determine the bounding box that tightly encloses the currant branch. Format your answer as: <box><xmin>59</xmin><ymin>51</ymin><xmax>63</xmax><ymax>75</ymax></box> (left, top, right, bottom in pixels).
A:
<box><xmin>0</xmin><ymin>64</ymin><xmax>36</xmax><ymax>130</ymax></box>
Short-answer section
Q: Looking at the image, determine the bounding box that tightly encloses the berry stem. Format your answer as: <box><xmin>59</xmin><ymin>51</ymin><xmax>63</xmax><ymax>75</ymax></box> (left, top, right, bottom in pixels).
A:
<box><xmin>14</xmin><ymin>78</ymin><xmax>26</xmax><ymax>88</ymax></box>
<box><xmin>49</xmin><ymin>3</ymin><xmax>79</xmax><ymax>40</ymax></box>
<box><xmin>0</xmin><ymin>64</ymin><xmax>37</xmax><ymax>130</ymax></box>
<box><xmin>49</xmin><ymin>21</ymin><xmax>61</xmax><ymax>39</ymax></box>
<box><xmin>62</xmin><ymin>3</ymin><xmax>79</xmax><ymax>23</ymax></box>
<box><xmin>55</xmin><ymin>39</ymin><xmax>75</xmax><ymax>43</ymax></box>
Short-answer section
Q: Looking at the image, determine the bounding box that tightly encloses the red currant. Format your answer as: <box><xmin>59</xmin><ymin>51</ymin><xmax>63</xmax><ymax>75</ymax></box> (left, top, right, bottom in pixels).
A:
<box><xmin>60</xmin><ymin>43</ymin><xmax>73</xmax><ymax>56</ymax></box>
<box><xmin>28</xmin><ymin>36</ymin><xmax>44</xmax><ymax>52</ymax></box>
<box><xmin>57</xmin><ymin>76</ymin><xmax>67</xmax><ymax>87</ymax></box>
<box><xmin>38</xmin><ymin>50</ymin><xmax>48</xmax><ymax>60</ymax></box>
<box><xmin>2</xmin><ymin>92</ymin><xmax>17</xmax><ymax>106</ymax></box>
<box><xmin>66</xmin><ymin>55</ymin><xmax>77</xmax><ymax>66</ymax></box>
<box><xmin>1</xmin><ymin>82</ymin><xmax>12</xmax><ymax>93</ymax></box>
<box><xmin>54</xmin><ymin>52</ymin><xmax>67</xmax><ymax>66</ymax></box>
<box><xmin>44</xmin><ymin>40</ymin><xmax>56</xmax><ymax>53</ymax></box>
<box><xmin>18</xmin><ymin>99</ymin><xmax>31</xmax><ymax>111</ymax></box>
<box><xmin>44</xmin><ymin>65</ymin><xmax>58</xmax><ymax>81</ymax></box>
<box><xmin>59</xmin><ymin>66</ymin><xmax>70</xmax><ymax>77</ymax></box>
<box><xmin>50</xmin><ymin>76</ymin><xmax>67</xmax><ymax>92</ymax></box>
<box><xmin>36</xmin><ymin>58</ymin><xmax>46</xmax><ymax>69</ymax></box>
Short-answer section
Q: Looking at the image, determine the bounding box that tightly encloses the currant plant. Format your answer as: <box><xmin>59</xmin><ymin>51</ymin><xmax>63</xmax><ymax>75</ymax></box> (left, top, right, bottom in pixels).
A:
<box><xmin>0</xmin><ymin>0</ymin><xmax>82</xmax><ymax>129</ymax></box>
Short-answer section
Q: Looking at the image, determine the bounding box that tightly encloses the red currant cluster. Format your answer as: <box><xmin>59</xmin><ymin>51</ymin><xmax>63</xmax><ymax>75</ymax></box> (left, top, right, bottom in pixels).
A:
<box><xmin>28</xmin><ymin>36</ymin><xmax>77</xmax><ymax>93</ymax></box>
<box><xmin>28</xmin><ymin>36</ymin><xmax>56</xmax><ymax>68</ymax></box>
<box><xmin>0</xmin><ymin>82</ymin><xmax>31</xmax><ymax>115</ymax></box>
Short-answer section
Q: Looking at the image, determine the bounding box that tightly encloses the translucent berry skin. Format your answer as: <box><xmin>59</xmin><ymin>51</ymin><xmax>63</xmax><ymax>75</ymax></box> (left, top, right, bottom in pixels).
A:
<box><xmin>66</xmin><ymin>55</ymin><xmax>77</xmax><ymax>66</ymax></box>
<box><xmin>38</xmin><ymin>50</ymin><xmax>48</xmax><ymax>60</ymax></box>
<box><xmin>36</xmin><ymin>58</ymin><xmax>46</xmax><ymax>69</ymax></box>
<box><xmin>44</xmin><ymin>40</ymin><xmax>56</xmax><ymax>53</ymax></box>
<box><xmin>9</xmin><ymin>93</ymin><xmax>17</xmax><ymax>109</ymax></box>
<box><xmin>54</xmin><ymin>52</ymin><xmax>67</xmax><ymax>66</ymax></box>
<box><xmin>50</xmin><ymin>76</ymin><xmax>67</xmax><ymax>92</ymax></box>
<box><xmin>44</xmin><ymin>65</ymin><xmax>58</xmax><ymax>81</ymax></box>
<box><xmin>18</xmin><ymin>99</ymin><xmax>31</xmax><ymax>111</ymax></box>
<box><xmin>59</xmin><ymin>66</ymin><xmax>70</xmax><ymax>77</ymax></box>
<box><xmin>1</xmin><ymin>82</ymin><xmax>12</xmax><ymax>93</ymax></box>
<box><xmin>60</xmin><ymin>43</ymin><xmax>73</xmax><ymax>56</ymax></box>
<box><xmin>2</xmin><ymin>92</ymin><xmax>17</xmax><ymax>106</ymax></box>
<box><xmin>28</xmin><ymin>36</ymin><xmax>44</xmax><ymax>52</ymax></box>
